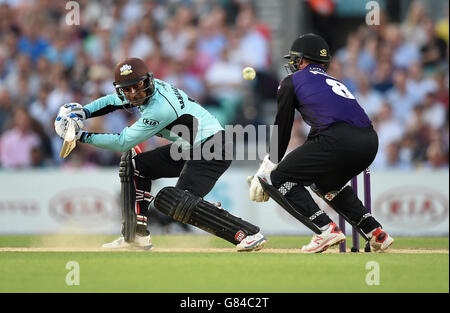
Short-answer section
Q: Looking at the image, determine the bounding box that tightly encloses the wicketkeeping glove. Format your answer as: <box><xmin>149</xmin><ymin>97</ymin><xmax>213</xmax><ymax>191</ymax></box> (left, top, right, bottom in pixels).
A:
<box><xmin>248</xmin><ymin>155</ymin><xmax>277</xmax><ymax>202</ymax></box>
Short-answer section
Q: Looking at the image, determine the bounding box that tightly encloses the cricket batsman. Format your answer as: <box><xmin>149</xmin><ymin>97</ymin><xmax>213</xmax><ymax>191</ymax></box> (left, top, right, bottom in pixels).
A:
<box><xmin>54</xmin><ymin>57</ymin><xmax>267</xmax><ymax>251</ymax></box>
<box><xmin>248</xmin><ymin>34</ymin><xmax>394</xmax><ymax>253</ymax></box>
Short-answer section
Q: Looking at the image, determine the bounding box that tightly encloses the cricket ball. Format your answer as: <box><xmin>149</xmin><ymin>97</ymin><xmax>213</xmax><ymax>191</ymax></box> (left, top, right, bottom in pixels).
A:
<box><xmin>242</xmin><ymin>66</ymin><xmax>256</xmax><ymax>80</ymax></box>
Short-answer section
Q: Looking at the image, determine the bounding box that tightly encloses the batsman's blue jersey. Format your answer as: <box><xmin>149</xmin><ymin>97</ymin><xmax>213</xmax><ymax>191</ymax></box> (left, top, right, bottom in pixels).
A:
<box><xmin>81</xmin><ymin>79</ymin><xmax>223</xmax><ymax>151</ymax></box>
<box><xmin>270</xmin><ymin>64</ymin><xmax>372</xmax><ymax>162</ymax></box>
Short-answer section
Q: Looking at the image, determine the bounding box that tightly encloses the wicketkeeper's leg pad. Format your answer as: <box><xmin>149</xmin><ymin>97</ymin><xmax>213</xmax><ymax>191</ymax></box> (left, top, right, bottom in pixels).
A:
<box><xmin>154</xmin><ymin>187</ymin><xmax>260</xmax><ymax>245</ymax></box>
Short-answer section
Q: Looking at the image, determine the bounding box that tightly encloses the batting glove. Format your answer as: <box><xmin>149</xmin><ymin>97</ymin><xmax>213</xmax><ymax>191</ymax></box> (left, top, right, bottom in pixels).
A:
<box><xmin>57</xmin><ymin>103</ymin><xmax>88</xmax><ymax>120</ymax></box>
<box><xmin>54</xmin><ymin>114</ymin><xmax>84</xmax><ymax>140</ymax></box>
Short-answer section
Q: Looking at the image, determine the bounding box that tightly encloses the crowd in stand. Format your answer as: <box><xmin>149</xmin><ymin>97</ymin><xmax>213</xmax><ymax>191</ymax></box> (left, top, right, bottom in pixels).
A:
<box><xmin>287</xmin><ymin>1</ymin><xmax>448</xmax><ymax>170</ymax></box>
<box><xmin>0</xmin><ymin>0</ymin><xmax>448</xmax><ymax>171</ymax></box>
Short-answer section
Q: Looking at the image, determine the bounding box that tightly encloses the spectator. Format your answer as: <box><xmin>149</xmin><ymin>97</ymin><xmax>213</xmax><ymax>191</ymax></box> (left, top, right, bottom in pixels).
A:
<box><xmin>0</xmin><ymin>88</ymin><xmax>13</xmax><ymax>133</ymax></box>
<box><xmin>357</xmin><ymin>32</ymin><xmax>377</xmax><ymax>73</ymax></box>
<box><xmin>233</xmin><ymin>6</ymin><xmax>270</xmax><ymax>71</ymax></box>
<box><xmin>164</xmin><ymin>57</ymin><xmax>206</xmax><ymax>103</ymax></box>
<box><xmin>46</xmin><ymin>77</ymin><xmax>73</xmax><ymax>118</ymax></box>
<box><xmin>371</xmin><ymin>59</ymin><xmax>394</xmax><ymax>93</ymax></box>
<box><xmin>327</xmin><ymin>58</ymin><xmax>357</xmax><ymax>95</ymax></box>
<box><xmin>45</xmin><ymin>29</ymin><xmax>76</xmax><ymax>69</ymax></box>
<box><xmin>158</xmin><ymin>17</ymin><xmax>191</xmax><ymax>61</ymax></box>
<box><xmin>0</xmin><ymin>0</ymin><xmax>446</xmax><ymax>170</ymax></box>
<box><xmin>336</xmin><ymin>32</ymin><xmax>364</xmax><ymax>72</ymax></box>
<box><xmin>120</xmin><ymin>0</ymin><xmax>144</xmax><ymax>24</ymax></box>
<box><xmin>204</xmin><ymin>47</ymin><xmax>243</xmax><ymax>126</ymax></box>
<box><xmin>0</xmin><ymin>46</ymin><xmax>11</xmax><ymax>81</ymax></box>
<box><xmin>354</xmin><ymin>72</ymin><xmax>384</xmax><ymax>119</ymax></box>
<box><xmin>17</xmin><ymin>18</ymin><xmax>50</xmax><ymax>64</ymax></box>
<box><xmin>181</xmin><ymin>39</ymin><xmax>211</xmax><ymax>78</ymax></box>
<box><xmin>423</xmin><ymin>140</ymin><xmax>448</xmax><ymax>169</ymax></box>
<box><xmin>405</xmin><ymin>105</ymin><xmax>430</xmax><ymax>163</ymax></box>
<box><xmin>28</xmin><ymin>83</ymin><xmax>54</xmax><ymax>135</ymax></box>
<box><xmin>400</xmin><ymin>0</ymin><xmax>429</xmax><ymax>48</ymax></box>
<box><xmin>4</xmin><ymin>53</ymin><xmax>40</xmax><ymax>101</ymax></box>
<box><xmin>386</xmin><ymin>68</ymin><xmax>419</xmax><ymax>124</ymax></box>
<box><xmin>127</xmin><ymin>22</ymin><xmax>156</xmax><ymax>61</ymax></box>
<box><xmin>432</xmin><ymin>70</ymin><xmax>449</xmax><ymax>109</ymax></box>
<box><xmin>406</xmin><ymin>62</ymin><xmax>438</xmax><ymax>104</ymax></box>
<box><xmin>398</xmin><ymin>133</ymin><xmax>418</xmax><ymax>168</ymax></box>
<box><xmin>435</xmin><ymin>6</ymin><xmax>449</xmax><ymax>45</ymax></box>
<box><xmin>83</xmin><ymin>21</ymin><xmax>112</xmax><ymax>62</ymax></box>
<box><xmin>382</xmin><ymin>141</ymin><xmax>412</xmax><ymax>170</ymax></box>
<box><xmin>372</xmin><ymin>102</ymin><xmax>404</xmax><ymax>168</ymax></box>
<box><xmin>0</xmin><ymin>107</ymin><xmax>41</xmax><ymax>168</ymax></box>
<box><xmin>422</xmin><ymin>92</ymin><xmax>446</xmax><ymax>129</ymax></box>
<box><xmin>196</xmin><ymin>13</ymin><xmax>228</xmax><ymax>67</ymax></box>
<box><xmin>384</xmin><ymin>23</ymin><xmax>421</xmax><ymax>69</ymax></box>
<box><xmin>420</xmin><ymin>17</ymin><xmax>448</xmax><ymax>73</ymax></box>
<box><xmin>145</xmin><ymin>45</ymin><xmax>170</xmax><ymax>80</ymax></box>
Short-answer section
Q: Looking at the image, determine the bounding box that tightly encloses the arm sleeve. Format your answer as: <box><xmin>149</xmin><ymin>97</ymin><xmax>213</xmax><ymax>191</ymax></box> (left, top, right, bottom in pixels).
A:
<box><xmin>269</xmin><ymin>75</ymin><xmax>298</xmax><ymax>163</ymax></box>
<box><xmin>83</xmin><ymin>93</ymin><xmax>125</xmax><ymax>118</ymax></box>
<box><xmin>81</xmin><ymin>109</ymin><xmax>177</xmax><ymax>152</ymax></box>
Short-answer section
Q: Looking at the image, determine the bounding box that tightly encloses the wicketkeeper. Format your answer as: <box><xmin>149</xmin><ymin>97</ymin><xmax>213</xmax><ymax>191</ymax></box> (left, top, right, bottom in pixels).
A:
<box><xmin>54</xmin><ymin>57</ymin><xmax>267</xmax><ymax>251</ymax></box>
<box><xmin>248</xmin><ymin>34</ymin><xmax>394</xmax><ymax>253</ymax></box>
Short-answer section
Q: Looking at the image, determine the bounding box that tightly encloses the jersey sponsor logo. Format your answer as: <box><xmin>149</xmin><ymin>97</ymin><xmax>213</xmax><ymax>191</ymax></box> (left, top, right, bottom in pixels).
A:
<box><xmin>119</xmin><ymin>64</ymin><xmax>133</xmax><ymax>76</ymax></box>
<box><xmin>143</xmin><ymin>118</ymin><xmax>159</xmax><ymax>126</ymax></box>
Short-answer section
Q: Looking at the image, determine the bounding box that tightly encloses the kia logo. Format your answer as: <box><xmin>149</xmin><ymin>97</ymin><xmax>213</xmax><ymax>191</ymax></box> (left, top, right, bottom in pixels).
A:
<box><xmin>374</xmin><ymin>187</ymin><xmax>448</xmax><ymax>228</ymax></box>
<box><xmin>49</xmin><ymin>189</ymin><xmax>118</xmax><ymax>224</ymax></box>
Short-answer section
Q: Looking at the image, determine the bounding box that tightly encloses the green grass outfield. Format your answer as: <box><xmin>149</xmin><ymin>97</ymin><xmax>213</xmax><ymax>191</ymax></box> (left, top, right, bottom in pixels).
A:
<box><xmin>0</xmin><ymin>235</ymin><xmax>448</xmax><ymax>293</ymax></box>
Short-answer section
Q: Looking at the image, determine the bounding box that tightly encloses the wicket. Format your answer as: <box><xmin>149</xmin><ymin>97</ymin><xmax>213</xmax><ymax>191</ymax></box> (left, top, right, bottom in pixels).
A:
<box><xmin>339</xmin><ymin>168</ymin><xmax>372</xmax><ymax>253</ymax></box>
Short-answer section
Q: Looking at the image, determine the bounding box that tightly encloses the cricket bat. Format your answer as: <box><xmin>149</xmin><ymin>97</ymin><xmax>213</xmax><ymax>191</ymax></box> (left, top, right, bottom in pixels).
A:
<box><xmin>59</xmin><ymin>119</ymin><xmax>77</xmax><ymax>158</ymax></box>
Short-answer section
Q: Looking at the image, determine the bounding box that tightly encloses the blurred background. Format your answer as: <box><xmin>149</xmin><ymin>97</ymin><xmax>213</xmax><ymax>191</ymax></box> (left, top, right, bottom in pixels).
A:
<box><xmin>0</xmin><ymin>0</ymin><xmax>448</xmax><ymax>237</ymax></box>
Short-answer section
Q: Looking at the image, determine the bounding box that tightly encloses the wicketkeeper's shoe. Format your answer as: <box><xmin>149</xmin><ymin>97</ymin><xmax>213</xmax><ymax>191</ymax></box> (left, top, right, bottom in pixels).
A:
<box><xmin>367</xmin><ymin>227</ymin><xmax>394</xmax><ymax>252</ymax></box>
<box><xmin>102</xmin><ymin>234</ymin><xmax>153</xmax><ymax>250</ymax></box>
<box><xmin>236</xmin><ymin>232</ymin><xmax>268</xmax><ymax>252</ymax></box>
<box><xmin>301</xmin><ymin>222</ymin><xmax>346</xmax><ymax>253</ymax></box>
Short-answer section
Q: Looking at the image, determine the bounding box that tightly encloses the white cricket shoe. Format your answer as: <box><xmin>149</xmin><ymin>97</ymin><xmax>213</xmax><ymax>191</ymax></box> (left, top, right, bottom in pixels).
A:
<box><xmin>102</xmin><ymin>235</ymin><xmax>153</xmax><ymax>250</ymax></box>
<box><xmin>236</xmin><ymin>232</ymin><xmax>268</xmax><ymax>252</ymax></box>
<box><xmin>301</xmin><ymin>222</ymin><xmax>346</xmax><ymax>253</ymax></box>
<box><xmin>367</xmin><ymin>227</ymin><xmax>394</xmax><ymax>252</ymax></box>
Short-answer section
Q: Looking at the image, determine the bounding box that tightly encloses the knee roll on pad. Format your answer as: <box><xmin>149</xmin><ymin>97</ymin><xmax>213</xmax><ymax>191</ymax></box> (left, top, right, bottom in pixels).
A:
<box><xmin>155</xmin><ymin>187</ymin><xmax>201</xmax><ymax>223</ymax></box>
<box><xmin>154</xmin><ymin>187</ymin><xmax>260</xmax><ymax>244</ymax></box>
<box><xmin>119</xmin><ymin>150</ymin><xmax>133</xmax><ymax>182</ymax></box>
